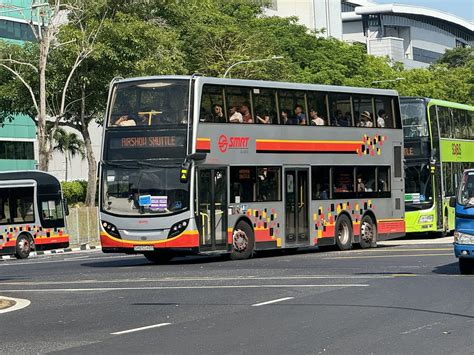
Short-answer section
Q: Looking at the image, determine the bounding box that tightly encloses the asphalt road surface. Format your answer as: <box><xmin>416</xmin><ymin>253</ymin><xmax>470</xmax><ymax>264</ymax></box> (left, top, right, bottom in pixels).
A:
<box><xmin>0</xmin><ymin>240</ymin><xmax>473</xmax><ymax>354</ymax></box>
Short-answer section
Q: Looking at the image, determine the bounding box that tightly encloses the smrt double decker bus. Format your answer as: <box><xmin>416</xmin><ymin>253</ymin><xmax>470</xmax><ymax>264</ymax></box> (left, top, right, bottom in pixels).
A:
<box><xmin>0</xmin><ymin>171</ymin><xmax>69</xmax><ymax>259</ymax></box>
<box><xmin>99</xmin><ymin>76</ymin><xmax>405</xmax><ymax>263</ymax></box>
<box><xmin>401</xmin><ymin>98</ymin><xmax>474</xmax><ymax>235</ymax></box>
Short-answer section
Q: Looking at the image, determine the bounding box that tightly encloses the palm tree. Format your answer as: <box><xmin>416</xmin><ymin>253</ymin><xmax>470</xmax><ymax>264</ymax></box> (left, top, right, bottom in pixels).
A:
<box><xmin>53</xmin><ymin>128</ymin><xmax>86</xmax><ymax>181</ymax></box>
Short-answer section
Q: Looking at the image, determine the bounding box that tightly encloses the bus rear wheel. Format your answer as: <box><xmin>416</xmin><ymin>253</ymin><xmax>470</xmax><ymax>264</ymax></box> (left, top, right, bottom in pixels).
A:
<box><xmin>15</xmin><ymin>234</ymin><xmax>33</xmax><ymax>259</ymax></box>
<box><xmin>459</xmin><ymin>259</ymin><xmax>473</xmax><ymax>275</ymax></box>
<box><xmin>144</xmin><ymin>251</ymin><xmax>174</xmax><ymax>264</ymax></box>
<box><xmin>230</xmin><ymin>221</ymin><xmax>254</xmax><ymax>260</ymax></box>
<box><xmin>335</xmin><ymin>214</ymin><xmax>353</xmax><ymax>251</ymax></box>
<box><xmin>359</xmin><ymin>215</ymin><xmax>377</xmax><ymax>249</ymax></box>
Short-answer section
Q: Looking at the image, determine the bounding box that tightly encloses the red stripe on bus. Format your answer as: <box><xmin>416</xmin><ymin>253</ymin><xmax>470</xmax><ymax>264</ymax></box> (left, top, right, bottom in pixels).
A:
<box><xmin>196</xmin><ymin>138</ymin><xmax>211</xmax><ymax>151</ymax></box>
<box><xmin>378</xmin><ymin>220</ymin><xmax>405</xmax><ymax>234</ymax></box>
<box><xmin>256</xmin><ymin>140</ymin><xmax>361</xmax><ymax>153</ymax></box>
<box><xmin>100</xmin><ymin>231</ymin><xmax>199</xmax><ymax>249</ymax></box>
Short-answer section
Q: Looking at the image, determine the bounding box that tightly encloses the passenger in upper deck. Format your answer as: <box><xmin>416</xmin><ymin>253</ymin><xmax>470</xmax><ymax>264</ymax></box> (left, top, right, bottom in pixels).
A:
<box><xmin>240</xmin><ymin>104</ymin><xmax>253</xmax><ymax>123</ymax></box>
<box><xmin>281</xmin><ymin>109</ymin><xmax>291</xmax><ymax>125</ymax></box>
<box><xmin>256</xmin><ymin>109</ymin><xmax>270</xmax><ymax>124</ymax></box>
<box><xmin>294</xmin><ymin>105</ymin><xmax>306</xmax><ymax>125</ymax></box>
<box><xmin>377</xmin><ymin>109</ymin><xmax>387</xmax><ymax>128</ymax></box>
<box><xmin>212</xmin><ymin>104</ymin><xmax>226</xmax><ymax>123</ymax></box>
<box><xmin>309</xmin><ymin>108</ymin><xmax>325</xmax><ymax>126</ymax></box>
<box><xmin>229</xmin><ymin>106</ymin><xmax>243</xmax><ymax>123</ymax></box>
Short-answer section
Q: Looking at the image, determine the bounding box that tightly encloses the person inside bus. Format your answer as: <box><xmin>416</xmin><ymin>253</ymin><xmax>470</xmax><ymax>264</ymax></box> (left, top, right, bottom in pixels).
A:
<box><xmin>356</xmin><ymin>175</ymin><xmax>366</xmax><ymax>192</ymax></box>
<box><xmin>309</xmin><ymin>108</ymin><xmax>325</xmax><ymax>126</ymax></box>
<box><xmin>294</xmin><ymin>105</ymin><xmax>306</xmax><ymax>125</ymax></box>
<box><xmin>212</xmin><ymin>104</ymin><xmax>226</xmax><ymax>123</ymax></box>
<box><xmin>229</xmin><ymin>106</ymin><xmax>243</xmax><ymax>123</ymax></box>
<box><xmin>358</xmin><ymin>111</ymin><xmax>373</xmax><ymax>127</ymax></box>
<box><xmin>114</xmin><ymin>115</ymin><xmax>137</xmax><ymax>127</ymax></box>
<box><xmin>256</xmin><ymin>109</ymin><xmax>270</xmax><ymax>124</ymax></box>
<box><xmin>377</xmin><ymin>109</ymin><xmax>387</xmax><ymax>128</ymax></box>
<box><xmin>240</xmin><ymin>104</ymin><xmax>253</xmax><ymax>123</ymax></box>
<box><xmin>333</xmin><ymin>110</ymin><xmax>347</xmax><ymax>126</ymax></box>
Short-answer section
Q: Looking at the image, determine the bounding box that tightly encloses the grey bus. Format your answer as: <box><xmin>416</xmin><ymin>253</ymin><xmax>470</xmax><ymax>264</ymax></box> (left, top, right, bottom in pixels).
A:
<box><xmin>99</xmin><ymin>76</ymin><xmax>405</xmax><ymax>263</ymax></box>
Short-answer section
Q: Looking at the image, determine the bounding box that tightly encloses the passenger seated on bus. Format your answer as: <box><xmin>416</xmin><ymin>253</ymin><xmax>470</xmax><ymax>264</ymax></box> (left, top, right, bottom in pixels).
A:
<box><xmin>240</xmin><ymin>104</ymin><xmax>253</xmax><ymax>123</ymax></box>
<box><xmin>377</xmin><ymin>109</ymin><xmax>387</xmax><ymax>128</ymax></box>
<box><xmin>256</xmin><ymin>109</ymin><xmax>270</xmax><ymax>124</ymax></box>
<box><xmin>114</xmin><ymin>115</ymin><xmax>137</xmax><ymax>127</ymax></box>
<box><xmin>294</xmin><ymin>105</ymin><xmax>306</xmax><ymax>125</ymax></box>
<box><xmin>199</xmin><ymin>108</ymin><xmax>210</xmax><ymax>122</ymax></box>
<box><xmin>309</xmin><ymin>108</ymin><xmax>325</xmax><ymax>126</ymax></box>
<box><xmin>281</xmin><ymin>109</ymin><xmax>291</xmax><ymax>124</ymax></box>
<box><xmin>358</xmin><ymin>111</ymin><xmax>373</xmax><ymax>127</ymax></box>
<box><xmin>357</xmin><ymin>175</ymin><xmax>366</xmax><ymax>192</ymax></box>
<box><xmin>333</xmin><ymin>110</ymin><xmax>345</xmax><ymax>126</ymax></box>
<box><xmin>229</xmin><ymin>106</ymin><xmax>243</xmax><ymax>123</ymax></box>
<box><xmin>212</xmin><ymin>104</ymin><xmax>226</xmax><ymax>123</ymax></box>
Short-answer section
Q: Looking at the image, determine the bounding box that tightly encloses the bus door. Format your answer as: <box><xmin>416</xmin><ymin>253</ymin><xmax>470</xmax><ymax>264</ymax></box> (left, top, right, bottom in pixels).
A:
<box><xmin>198</xmin><ymin>168</ymin><xmax>228</xmax><ymax>251</ymax></box>
<box><xmin>284</xmin><ymin>168</ymin><xmax>309</xmax><ymax>245</ymax></box>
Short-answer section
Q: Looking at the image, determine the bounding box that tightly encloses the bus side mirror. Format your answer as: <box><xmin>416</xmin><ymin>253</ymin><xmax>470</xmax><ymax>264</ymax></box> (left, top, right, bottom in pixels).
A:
<box><xmin>63</xmin><ymin>198</ymin><xmax>70</xmax><ymax>216</ymax></box>
<box><xmin>449</xmin><ymin>196</ymin><xmax>456</xmax><ymax>208</ymax></box>
<box><xmin>180</xmin><ymin>152</ymin><xmax>207</xmax><ymax>183</ymax></box>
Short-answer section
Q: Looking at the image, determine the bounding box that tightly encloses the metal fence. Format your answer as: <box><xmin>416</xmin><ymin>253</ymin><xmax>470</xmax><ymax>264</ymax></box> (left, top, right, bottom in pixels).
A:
<box><xmin>66</xmin><ymin>207</ymin><xmax>100</xmax><ymax>246</ymax></box>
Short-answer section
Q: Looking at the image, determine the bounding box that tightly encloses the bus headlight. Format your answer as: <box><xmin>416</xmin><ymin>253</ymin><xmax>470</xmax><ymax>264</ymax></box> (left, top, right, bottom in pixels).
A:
<box><xmin>454</xmin><ymin>231</ymin><xmax>474</xmax><ymax>244</ymax></box>
<box><xmin>168</xmin><ymin>219</ymin><xmax>189</xmax><ymax>238</ymax></box>
<box><xmin>418</xmin><ymin>215</ymin><xmax>434</xmax><ymax>223</ymax></box>
<box><xmin>101</xmin><ymin>221</ymin><xmax>121</xmax><ymax>238</ymax></box>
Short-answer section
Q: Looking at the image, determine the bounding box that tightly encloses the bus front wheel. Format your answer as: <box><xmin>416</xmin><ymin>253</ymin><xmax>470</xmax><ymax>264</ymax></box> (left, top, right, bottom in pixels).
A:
<box><xmin>359</xmin><ymin>215</ymin><xmax>377</xmax><ymax>249</ymax></box>
<box><xmin>15</xmin><ymin>234</ymin><xmax>33</xmax><ymax>259</ymax></box>
<box><xmin>459</xmin><ymin>259</ymin><xmax>473</xmax><ymax>275</ymax></box>
<box><xmin>230</xmin><ymin>221</ymin><xmax>254</xmax><ymax>260</ymax></box>
<box><xmin>335</xmin><ymin>214</ymin><xmax>353</xmax><ymax>251</ymax></box>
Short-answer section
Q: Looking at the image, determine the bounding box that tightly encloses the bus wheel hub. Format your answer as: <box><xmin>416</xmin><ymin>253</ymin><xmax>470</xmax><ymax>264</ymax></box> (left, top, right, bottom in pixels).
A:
<box><xmin>361</xmin><ymin>222</ymin><xmax>374</xmax><ymax>242</ymax></box>
<box><xmin>233</xmin><ymin>230</ymin><xmax>248</xmax><ymax>252</ymax></box>
<box><xmin>19</xmin><ymin>238</ymin><xmax>30</xmax><ymax>253</ymax></box>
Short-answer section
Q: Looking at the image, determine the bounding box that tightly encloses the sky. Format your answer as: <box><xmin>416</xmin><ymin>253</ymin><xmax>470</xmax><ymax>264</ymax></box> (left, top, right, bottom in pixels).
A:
<box><xmin>374</xmin><ymin>0</ymin><xmax>474</xmax><ymax>21</ymax></box>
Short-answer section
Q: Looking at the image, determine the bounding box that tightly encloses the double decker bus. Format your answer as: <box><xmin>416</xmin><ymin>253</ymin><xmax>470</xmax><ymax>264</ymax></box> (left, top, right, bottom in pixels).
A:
<box><xmin>401</xmin><ymin>98</ymin><xmax>474</xmax><ymax>235</ymax></box>
<box><xmin>0</xmin><ymin>171</ymin><xmax>69</xmax><ymax>259</ymax></box>
<box><xmin>99</xmin><ymin>76</ymin><xmax>405</xmax><ymax>263</ymax></box>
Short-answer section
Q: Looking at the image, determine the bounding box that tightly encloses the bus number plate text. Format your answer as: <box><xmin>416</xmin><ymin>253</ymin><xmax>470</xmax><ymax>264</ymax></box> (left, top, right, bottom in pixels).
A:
<box><xmin>134</xmin><ymin>245</ymin><xmax>154</xmax><ymax>251</ymax></box>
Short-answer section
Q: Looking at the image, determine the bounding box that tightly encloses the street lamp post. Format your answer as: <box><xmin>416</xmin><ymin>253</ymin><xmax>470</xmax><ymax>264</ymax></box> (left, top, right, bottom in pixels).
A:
<box><xmin>223</xmin><ymin>56</ymin><xmax>284</xmax><ymax>78</ymax></box>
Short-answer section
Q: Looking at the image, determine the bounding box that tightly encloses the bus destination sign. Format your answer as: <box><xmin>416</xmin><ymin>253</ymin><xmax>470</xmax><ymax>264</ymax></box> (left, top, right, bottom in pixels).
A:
<box><xmin>120</xmin><ymin>136</ymin><xmax>178</xmax><ymax>148</ymax></box>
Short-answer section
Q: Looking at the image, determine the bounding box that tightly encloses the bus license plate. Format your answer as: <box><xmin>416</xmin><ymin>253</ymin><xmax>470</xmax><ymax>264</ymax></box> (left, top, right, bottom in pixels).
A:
<box><xmin>134</xmin><ymin>245</ymin><xmax>154</xmax><ymax>251</ymax></box>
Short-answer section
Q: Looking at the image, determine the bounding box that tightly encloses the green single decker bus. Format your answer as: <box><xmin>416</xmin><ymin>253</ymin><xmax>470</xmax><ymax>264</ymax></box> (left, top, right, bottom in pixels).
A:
<box><xmin>401</xmin><ymin>97</ymin><xmax>474</xmax><ymax>235</ymax></box>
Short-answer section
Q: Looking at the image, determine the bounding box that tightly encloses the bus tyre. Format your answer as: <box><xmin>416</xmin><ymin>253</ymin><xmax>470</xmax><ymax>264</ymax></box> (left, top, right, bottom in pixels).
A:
<box><xmin>15</xmin><ymin>234</ymin><xmax>33</xmax><ymax>259</ymax></box>
<box><xmin>359</xmin><ymin>215</ymin><xmax>377</xmax><ymax>249</ymax></box>
<box><xmin>459</xmin><ymin>259</ymin><xmax>473</xmax><ymax>275</ymax></box>
<box><xmin>335</xmin><ymin>214</ymin><xmax>353</xmax><ymax>251</ymax></box>
<box><xmin>144</xmin><ymin>251</ymin><xmax>174</xmax><ymax>264</ymax></box>
<box><xmin>230</xmin><ymin>221</ymin><xmax>254</xmax><ymax>260</ymax></box>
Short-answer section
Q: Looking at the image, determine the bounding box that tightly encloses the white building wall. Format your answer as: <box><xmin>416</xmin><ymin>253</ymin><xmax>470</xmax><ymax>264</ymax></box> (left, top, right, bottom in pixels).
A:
<box><xmin>410</xmin><ymin>26</ymin><xmax>455</xmax><ymax>53</ymax></box>
<box><xmin>342</xmin><ymin>21</ymin><xmax>365</xmax><ymax>43</ymax></box>
<box><xmin>48</xmin><ymin>124</ymin><xmax>103</xmax><ymax>182</ymax></box>
<box><xmin>264</xmin><ymin>0</ymin><xmax>343</xmax><ymax>39</ymax></box>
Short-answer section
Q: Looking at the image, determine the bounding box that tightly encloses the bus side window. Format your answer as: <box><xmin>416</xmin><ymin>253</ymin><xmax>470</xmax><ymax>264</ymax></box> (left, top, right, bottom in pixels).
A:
<box><xmin>278</xmin><ymin>90</ymin><xmax>306</xmax><ymax>125</ymax></box>
<box><xmin>328</xmin><ymin>94</ymin><xmax>352</xmax><ymax>127</ymax></box>
<box><xmin>230</xmin><ymin>167</ymin><xmax>256</xmax><ymax>202</ymax></box>
<box><xmin>333</xmin><ymin>166</ymin><xmax>355</xmax><ymax>198</ymax></box>
<box><xmin>226</xmin><ymin>86</ymin><xmax>253</xmax><ymax>124</ymax></box>
<box><xmin>375</xmin><ymin>97</ymin><xmax>393</xmax><ymax>128</ymax></box>
<box><xmin>311</xmin><ymin>166</ymin><xmax>330</xmax><ymax>199</ymax></box>
<box><xmin>353</xmin><ymin>95</ymin><xmax>374</xmax><ymax>128</ymax></box>
<box><xmin>306</xmin><ymin>91</ymin><xmax>328</xmax><ymax>126</ymax></box>
<box><xmin>0</xmin><ymin>189</ymin><xmax>10</xmax><ymax>224</ymax></box>
<box><xmin>201</xmin><ymin>84</ymin><xmax>226</xmax><ymax>123</ymax></box>
<box><xmin>253</xmin><ymin>88</ymin><xmax>278</xmax><ymax>124</ymax></box>
<box><xmin>10</xmin><ymin>187</ymin><xmax>34</xmax><ymax>223</ymax></box>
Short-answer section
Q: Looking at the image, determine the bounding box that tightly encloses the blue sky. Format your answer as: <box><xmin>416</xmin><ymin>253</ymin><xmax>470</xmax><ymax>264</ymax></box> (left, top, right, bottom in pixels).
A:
<box><xmin>374</xmin><ymin>0</ymin><xmax>474</xmax><ymax>21</ymax></box>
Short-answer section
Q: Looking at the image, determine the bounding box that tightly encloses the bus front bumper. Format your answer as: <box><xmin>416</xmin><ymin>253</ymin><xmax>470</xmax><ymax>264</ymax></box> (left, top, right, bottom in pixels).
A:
<box><xmin>454</xmin><ymin>243</ymin><xmax>474</xmax><ymax>259</ymax></box>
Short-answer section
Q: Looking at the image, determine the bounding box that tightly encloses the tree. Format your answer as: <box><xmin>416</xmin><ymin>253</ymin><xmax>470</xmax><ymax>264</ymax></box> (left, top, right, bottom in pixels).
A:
<box><xmin>436</xmin><ymin>47</ymin><xmax>473</xmax><ymax>68</ymax></box>
<box><xmin>53</xmin><ymin>127</ymin><xmax>85</xmax><ymax>181</ymax></box>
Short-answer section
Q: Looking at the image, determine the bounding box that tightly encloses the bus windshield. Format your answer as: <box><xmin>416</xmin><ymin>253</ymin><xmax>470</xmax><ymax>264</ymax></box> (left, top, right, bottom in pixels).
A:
<box><xmin>405</xmin><ymin>162</ymin><xmax>433</xmax><ymax>209</ymax></box>
<box><xmin>458</xmin><ymin>171</ymin><xmax>474</xmax><ymax>207</ymax></box>
<box><xmin>102</xmin><ymin>166</ymin><xmax>189</xmax><ymax>216</ymax></box>
<box><xmin>108</xmin><ymin>80</ymin><xmax>189</xmax><ymax>127</ymax></box>
<box><xmin>401</xmin><ymin>99</ymin><xmax>429</xmax><ymax>138</ymax></box>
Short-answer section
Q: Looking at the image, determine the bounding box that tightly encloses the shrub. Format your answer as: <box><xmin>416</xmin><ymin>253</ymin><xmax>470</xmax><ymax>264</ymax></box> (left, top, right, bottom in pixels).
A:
<box><xmin>61</xmin><ymin>180</ymin><xmax>86</xmax><ymax>206</ymax></box>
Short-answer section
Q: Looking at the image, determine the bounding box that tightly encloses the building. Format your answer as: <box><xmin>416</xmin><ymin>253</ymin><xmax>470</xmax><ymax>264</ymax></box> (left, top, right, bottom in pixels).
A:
<box><xmin>0</xmin><ymin>0</ymin><xmax>37</xmax><ymax>170</ymax></box>
<box><xmin>342</xmin><ymin>1</ymin><xmax>474</xmax><ymax>68</ymax></box>
<box><xmin>263</xmin><ymin>0</ymin><xmax>474</xmax><ymax>68</ymax></box>
<box><xmin>263</xmin><ymin>0</ymin><xmax>343</xmax><ymax>39</ymax></box>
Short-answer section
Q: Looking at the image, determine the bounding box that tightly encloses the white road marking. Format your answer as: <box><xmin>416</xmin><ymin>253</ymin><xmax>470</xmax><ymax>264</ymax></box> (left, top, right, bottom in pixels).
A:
<box><xmin>252</xmin><ymin>297</ymin><xmax>294</xmax><ymax>307</ymax></box>
<box><xmin>323</xmin><ymin>253</ymin><xmax>452</xmax><ymax>260</ymax></box>
<box><xmin>0</xmin><ymin>284</ymin><xmax>369</xmax><ymax>293</ymax></box>
<box><xmin>0</xmin><ymin>254</ymin><xmax>139</xmax><ymax>267</ymax></box>
<box><xmin>0</xmin><ymin>275</ymin><xmax>398</xmax><ymax>286</ymax></box>
<box><xmin>0</xmin><ymin>296</ymin><xmax>31</xmax><ymax>314</ymax></box>
<box><xmin>111</xmin><ymin>322</ymin><xmax>171</xmax><ymax>335</ymax></box>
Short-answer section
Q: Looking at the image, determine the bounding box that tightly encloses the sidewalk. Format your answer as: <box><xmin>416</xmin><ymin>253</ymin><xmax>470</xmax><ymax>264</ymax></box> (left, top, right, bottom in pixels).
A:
<box><xmin>0</xmin><ymin>244</ymin><xmax>100</xmax><ymax>260</ymax></box>
<box><xmin>379</xmin><ymin>236</ymin><xmax>453</xmax><ymax>246</ymax></box>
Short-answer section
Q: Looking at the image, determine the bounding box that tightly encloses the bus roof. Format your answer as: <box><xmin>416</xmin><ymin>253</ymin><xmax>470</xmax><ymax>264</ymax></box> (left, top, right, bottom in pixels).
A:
<box><xmin>0</xmin><ymin>170</ymin><xmax>62</xmax><ymax>195</ymax></box>
<box><xmin>401</xmin><ymin>96</ymin><xmax>474</xmax><ymax>111</ymax></box>
<box><xmin>113</xmin><ymin>75</ymin><xmax>399</xmax><ymax>97</ymax></box>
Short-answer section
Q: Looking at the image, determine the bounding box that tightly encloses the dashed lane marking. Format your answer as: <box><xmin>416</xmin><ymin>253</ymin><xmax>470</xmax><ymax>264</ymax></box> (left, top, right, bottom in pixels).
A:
<box><xmin>111</xmin><ymin>323</ymin><xmax>171</xmax><ymax>335</ymax></box>
<box><xmin>252</xmin><ymin>297</ymin><xmax>294</xmax><ymax>307</ymax></box>
<box><xmin>0</xmin><ymin>284</ymin><xmax>370</xmax><ymax>293</ymax></box>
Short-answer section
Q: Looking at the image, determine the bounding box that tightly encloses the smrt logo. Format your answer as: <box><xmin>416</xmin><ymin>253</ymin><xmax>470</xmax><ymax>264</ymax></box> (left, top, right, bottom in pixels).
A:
<box><xmin>218</xmin><ymin>134</ymin><xmax>249</xmax><ymax>153</ymax></box>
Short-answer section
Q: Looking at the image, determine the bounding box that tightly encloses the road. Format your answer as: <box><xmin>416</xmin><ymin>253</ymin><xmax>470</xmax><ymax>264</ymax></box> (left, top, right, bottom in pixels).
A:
<box><xmin>0</xmin><ymin>240</ymin><xmax>473</xmax><ymax>354</ymax></box>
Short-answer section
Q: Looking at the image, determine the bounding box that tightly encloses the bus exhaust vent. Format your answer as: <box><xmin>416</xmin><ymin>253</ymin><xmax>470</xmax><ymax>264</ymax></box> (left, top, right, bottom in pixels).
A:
<box><xmin>395</xmin><ymin>198</ymin><xmax>401</xmax><ymax>210</ymax></box>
